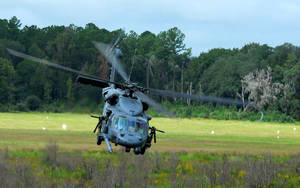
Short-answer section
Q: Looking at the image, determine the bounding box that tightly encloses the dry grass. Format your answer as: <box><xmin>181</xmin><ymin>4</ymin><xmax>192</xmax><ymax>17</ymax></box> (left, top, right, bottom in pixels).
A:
<box><xmin>0</xmin><ymin>144</ymin><xmax>300</xmax><ymax>188</ymax></box>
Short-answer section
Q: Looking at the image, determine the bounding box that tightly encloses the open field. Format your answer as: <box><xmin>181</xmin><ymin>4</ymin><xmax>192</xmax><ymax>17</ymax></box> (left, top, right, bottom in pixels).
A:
<box><xmin>0</xmin><ymin>112</ymin><xmax>299</xmax><ymax>153</ymax></box>
<box><xmin>1</xmin><ymin>113</ymin><xmax>300</xmax><ymax>187</ymax></box>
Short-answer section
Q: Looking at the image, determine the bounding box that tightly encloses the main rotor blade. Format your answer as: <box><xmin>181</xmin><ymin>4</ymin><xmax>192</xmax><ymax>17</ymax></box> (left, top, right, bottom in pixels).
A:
<box><xmin>112</xmin><ymin>35</ymin><xmax>121</xmax><ymax>49</ymax></box>
<box><xmin>136</xmin><ymin>91</ymin><xmax>176</xmax><ymax>118</ymax></box>
<box><xmin>148</xmin><ymin>88</ymin><xmax>257</xmax><ymax>108</ymax></box>
<box><xmin>7</xmin><ymin>48</ymin><xmax>118</xmax><ymax>88</ymax></box>
<box><xmin>92</xmin><ymin>41</ymin><xmax>129</xmax><ymax>82</ymax></box>
<box><xmin>7</xmin><ymin>48</ymin><xmax>85</xmax><ymax>75</ymax></box>
<box><xmin>93</xmin><ymin>42</ymin><xmax>177</xmax><ymax>117</ymax></box>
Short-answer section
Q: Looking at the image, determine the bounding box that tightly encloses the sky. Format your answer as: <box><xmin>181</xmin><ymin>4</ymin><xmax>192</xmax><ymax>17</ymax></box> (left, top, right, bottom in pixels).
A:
<box><xmin>1</xmin><ymin>0</ymin><xmax>300</xmax><ymax>56</ymax></box>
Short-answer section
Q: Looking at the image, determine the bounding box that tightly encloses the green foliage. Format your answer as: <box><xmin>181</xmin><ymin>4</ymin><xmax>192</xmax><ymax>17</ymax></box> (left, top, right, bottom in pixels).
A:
<box><xmin>15</xmin><ymin>102</ymin><xmax>28</xmax><ymax>111</ymax></box>
<box><xmin>71</xmin><ymin>98</ymin><xmax>99</xmax><ymax>113</ymax></box>
<box><xmin>1</xmin><ymin>148</ymin><xmax>300</xmax><ymax>187</ymax></box>
<box><xmin>0</xmin><ymin>103</ymin><xmax>8</xmax><ymax>112</ymax></box>
<box><xmin>0</xmin><ymin>16</ymin><xmax>299</xmax><ymax>121</ymax></box>
<box><xmin>0</xmin><ymin>57</ymin><xmax>15</xmax><ymax>104</ymax></box>
<box><xmin>167</xmin><ymin>104</ymin><xmax>295</xmax><ymax>122</ymax></box>
<box><xmin>40</xmin><ymin>101</ymin><xmax>65</xmax><ymax>112</ymax></box>
<box><xmin>66</xmin><ymin>77</ymin><xmax>74</xmax><ymax>105</ymax></box>
<box><xmin>25</xmin><ymin>95</ymin><xmax>41</xmax><ymax>111</ymax></box>
<box><xmin>43</xmin><ymin>82</ymin><xmax>52</xmax><ymax>104</ymax></box>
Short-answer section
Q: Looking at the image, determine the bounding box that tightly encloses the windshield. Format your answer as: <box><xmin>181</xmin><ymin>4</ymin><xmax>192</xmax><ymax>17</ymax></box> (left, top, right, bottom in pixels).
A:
<box><xmin>128</xmin><ymin>120</ymin><xmax>147</xmax><ymax>134</ymax></box>
<box><xmin>115</xmin><ymin>117</ymin><xmax>147</xmax><ymax>135</ymax></box>
<box><xmin>115</xmin><ymin>117</ymin><xmax>127</xmax><ymax>129</ymax></box>
<box><xmin>136</xmin><ymin>121</ymin><xmax>147</xmax><ymax>134</ymax></box>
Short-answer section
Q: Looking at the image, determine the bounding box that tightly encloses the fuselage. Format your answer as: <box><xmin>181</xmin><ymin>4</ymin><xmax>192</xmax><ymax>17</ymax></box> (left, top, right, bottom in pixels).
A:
<box><xmin>101</xmin><ymin>86</ymin><xmax>150</xmax><ymax>148</ymax></box>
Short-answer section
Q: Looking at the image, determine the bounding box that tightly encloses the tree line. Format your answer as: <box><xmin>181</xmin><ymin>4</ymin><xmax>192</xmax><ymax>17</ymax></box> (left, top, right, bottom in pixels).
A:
<box><xmin>0</xmin><ymin>16</ymin><xmax>299</xmax><ymax>120</ymax></box>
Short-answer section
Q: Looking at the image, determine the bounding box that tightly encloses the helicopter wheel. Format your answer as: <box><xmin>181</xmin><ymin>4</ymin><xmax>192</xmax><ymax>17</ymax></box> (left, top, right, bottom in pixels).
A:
<box><xmin>134</xmin><ymin>147</ymin><xmax>141</xmax><ymax>155</ymax></box>
<box><xmin>97</xmin><ymin>135</ymin><xmax>102</xmax><ymax>145</ymax></box>
<box><xmin>140</xmin><ymin>147</ymin><xmax>146</xmax><ymax>155</ymax></box>
<box><xmin>125</xmin><ymin>147</ymin><xmax>130</xmax><ymax>153</ymax></box>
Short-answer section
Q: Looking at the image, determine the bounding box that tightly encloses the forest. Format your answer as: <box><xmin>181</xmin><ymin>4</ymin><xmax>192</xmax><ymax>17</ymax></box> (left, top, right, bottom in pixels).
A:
<box><xmin>0</xmin><ymin>16</ymin><xmax>299</xmax><ymax>121</ymax></box>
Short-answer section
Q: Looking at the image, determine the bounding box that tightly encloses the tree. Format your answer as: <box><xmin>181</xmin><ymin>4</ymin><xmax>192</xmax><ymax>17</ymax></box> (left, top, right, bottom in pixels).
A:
<box><xmin>0</xmin><ymin>58</ymin><xmax>15</xmax><ymax>104</ymax></box>
<box><xmin>241</xmin><ymin>67</ymin><xmax>284</xmax><ymax>109</ymax></box>
<box><xmin>1</xmin><ymin>17</ymin><xmax>299</xmax><ymax>120</ymax></box>
<box><xmin>44</xmin><ymin>82</ymin><xmax>52</xmax><ymax>104</ymax></box>
<box><xmin>26</xmin><ymin>95</ymin><xmax>41</xmax><ymax>111</ymax></box>
<box><xmin>66</xmin><ymin>77</ymin><xmax>74</xmax><ymax>105</ymax></box>
<box><xmin>0</xmin><ymin>19</ymin><xmax>8</xmax><ymax>39</ymax></box>
<box><xmin>28</xmin><ymin>43</ymin><xmax>45</xmax><ymax>58</ymax></box>
<box><xmin>157</xmin><ymin>27</ymin><xmax>186</xmax><ymax>55</ymax></box>
<box><xmin>8</xmin><ymin>16</ymin><xmax>21</xmax><ymax>41</ymax></box>
<box><xmin>280</xmin><ymin>61</ymin><xmax>300</xmax><ymax>119</ymax></box>
<box><xmin>15</xmin><ymin>60</ymin><xmax>36</xmax><ymax>100</ymax></box>
<box><xmin>146</xmin><ymin>55</ymin><xmax>157</xmax><ymax>89</ymax></box>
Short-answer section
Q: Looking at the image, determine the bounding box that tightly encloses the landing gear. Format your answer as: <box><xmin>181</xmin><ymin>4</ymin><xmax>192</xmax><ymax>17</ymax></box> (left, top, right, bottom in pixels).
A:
<box><xmin>125</xmin><ymin>147</ymin><xmax>131</xmax><ymax>152</ymax></box>
<box><xmin>97</xmin><ymin>133</ymin><xmax>103</xmax><ymax>145</ymax></box>
<box><xmin>134</xmin><ymin>147</ymin><xmax>141</xmax><ymax>155</ymax></box>
<box><xmin>92</xmin><ymin>111</ymin><xmax>112</xmax><ymax>146</ymax></box>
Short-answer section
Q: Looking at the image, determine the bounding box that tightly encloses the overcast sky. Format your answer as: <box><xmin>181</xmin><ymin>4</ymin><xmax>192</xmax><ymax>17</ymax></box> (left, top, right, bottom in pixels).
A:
<box><xmin>1</xmin><ymin>0</ymin><xmax>300</xmax><ymax>56</ymax></box>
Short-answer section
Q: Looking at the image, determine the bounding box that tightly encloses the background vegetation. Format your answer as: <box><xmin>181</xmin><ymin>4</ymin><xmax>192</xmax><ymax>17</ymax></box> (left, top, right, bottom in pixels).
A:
<box><xmin>1</xmin><ymin>145</ymin><xmax>300</xmax><ymax>188</ymax></box>
<box><xmin>0</xmin><ymin>16</ymin><xmax>299</xmax><ymax>121</ymax></box>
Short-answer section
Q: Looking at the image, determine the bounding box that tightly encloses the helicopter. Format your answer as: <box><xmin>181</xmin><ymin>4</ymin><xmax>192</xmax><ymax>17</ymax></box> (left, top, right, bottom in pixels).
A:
<box><xmin>7</xmin><ymin>36</ymin><xmax>260</xmax><ymax>155</ymax></box>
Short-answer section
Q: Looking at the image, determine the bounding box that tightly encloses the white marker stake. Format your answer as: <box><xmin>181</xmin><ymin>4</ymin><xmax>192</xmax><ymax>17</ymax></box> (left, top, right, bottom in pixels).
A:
<box><xmin>46</xmin><ymin>116</ymin><xmax>48</xmax><ymax>120</ymax></box>
<box><xmin>211</xmin><ymin>130</ymin><xmax>215</xmax><ymax>135</ymax></box>
<box><xmin>62</xmin><ymin>124</ymin><xmax>67</xmax><ymax>130</ymax></box>
<box><xmin>42</xmin><ymin>127</ymin><xmax>46</xmax><ymax>130</ymax></box>
<box><xmin>277</xmin><ymin>130</ymin><xmax>280</xmax><ymax>134</ymax></box>
<box><xmin>293</xmin><ymin>127</ymin><xmax>296</xmax><ymax>131</ymax></box>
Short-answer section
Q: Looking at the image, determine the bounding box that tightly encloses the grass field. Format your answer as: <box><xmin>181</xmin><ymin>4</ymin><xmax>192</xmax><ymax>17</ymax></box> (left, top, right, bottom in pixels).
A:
<box><xmin>1</xmin><ymin>112</ymin><xmax>300</xmax><ymax>187</ymax></box>
<box><xmin>0</xmin><ymin>112</ymin><xmax>299</xmax><ymax>154</ymax></box>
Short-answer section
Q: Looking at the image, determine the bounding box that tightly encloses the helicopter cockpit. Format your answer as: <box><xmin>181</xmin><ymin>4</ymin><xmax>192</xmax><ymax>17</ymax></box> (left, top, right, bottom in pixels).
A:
<box><xmin>114</xmin><ymin>116</ymin><xmax>148</xmax><ymax>135</ymax></box>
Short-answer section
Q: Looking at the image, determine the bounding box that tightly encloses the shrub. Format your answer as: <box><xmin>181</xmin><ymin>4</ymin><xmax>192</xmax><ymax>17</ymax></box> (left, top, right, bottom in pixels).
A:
<box><xmin>40</xmin><ymin>101</ymin><xmax>65</xmax><ymax>113</ymax></box>
<box><xmin>15</xmin><ymin>102</ymin><xmax>28</xmax><ymax>112</ymax></box>
<box><xmin>25</xmin><ymin>95</ymin><xmax>41</xmax><ymax>111</ymax></box>
<box><xmin>0</xmin><ymin>103</ymin><xmax>8</xmax><ymax>112</ymax></box>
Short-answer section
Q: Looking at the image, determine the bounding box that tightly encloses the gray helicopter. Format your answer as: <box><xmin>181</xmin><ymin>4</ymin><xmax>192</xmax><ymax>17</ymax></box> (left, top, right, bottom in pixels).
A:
<box><xmin>7</xmin><ymin>36</ymin><xmax>260</xmax><ymax>155</ymax></box>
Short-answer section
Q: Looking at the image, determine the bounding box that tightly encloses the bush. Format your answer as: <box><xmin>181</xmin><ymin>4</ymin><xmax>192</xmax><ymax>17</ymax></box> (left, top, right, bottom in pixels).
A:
<box><xmin>0</xmin><ymin>103</ymin><xmax>8</xmax><ymax>112</ymax></box>
<box><xmin>163</xmin><ymin>104</ymin><xmax>295</xmax><ymax>122</ymax></box>
<box><xmin>25</xmin><ymin>95</ymin><xmax>41</xmax><ymax>111</ymax></box>
<box><xmin>16</xmin><ymin>102</ymin><xmax>28</xmax><ymax>112</ymax></box>
<box><xmin>71</xmin><ymin>98</ymin><xmax>99</xmax><ymax>113</ymax></box>
<box><xmin>40</xmin><ymin>101</ymin><xmax>65</xmax><ymax>113</ymax></box>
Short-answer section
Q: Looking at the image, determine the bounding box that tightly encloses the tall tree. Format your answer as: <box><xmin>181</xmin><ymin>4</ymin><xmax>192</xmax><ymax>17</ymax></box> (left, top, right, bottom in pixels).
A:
<box><xmin>7</xmin><ymin>16</ymin><xmax>21</xmax><ymax>41</ymax></box>
<box><xmin>157</xmin><ymin>27</ymin><xmax>186</xmax><ymax>55</ymax></box>
<box><xmin>0</xmin><ymin>58</ymin><xmax>15</xmax><ymax>104</ymax></box>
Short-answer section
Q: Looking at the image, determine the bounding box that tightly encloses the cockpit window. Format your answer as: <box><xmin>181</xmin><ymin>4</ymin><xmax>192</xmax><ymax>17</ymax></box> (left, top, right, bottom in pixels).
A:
<box><xmin>136</xmin><ymin>121</ymin><xmax>147</xmax><ymax>134</ymax></box>
<box><xmin>128</xmin><ymin>120</ymin><xmax>147</xmax><ymax>135</ymax></box>
<box><xmin>115</xmin><ymin>117</ymin><xmax>147</xmax><ymax>135</ymax></box>
<box><xmin>128</xmin><ymin>120</ymin><xmax>135</xmax><ymax>132</ymax></box>
<box><xmin>115</xmin><ymin>117</ymin><xmax>127</xmax><ymax>129</ymax></box>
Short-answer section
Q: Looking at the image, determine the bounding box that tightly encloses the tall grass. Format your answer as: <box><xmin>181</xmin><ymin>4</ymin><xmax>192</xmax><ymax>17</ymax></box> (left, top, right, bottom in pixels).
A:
<box><xmin>1</xmin><ymin>144</ymin><xmax>300</xmax><ymax>187</ymax></box>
